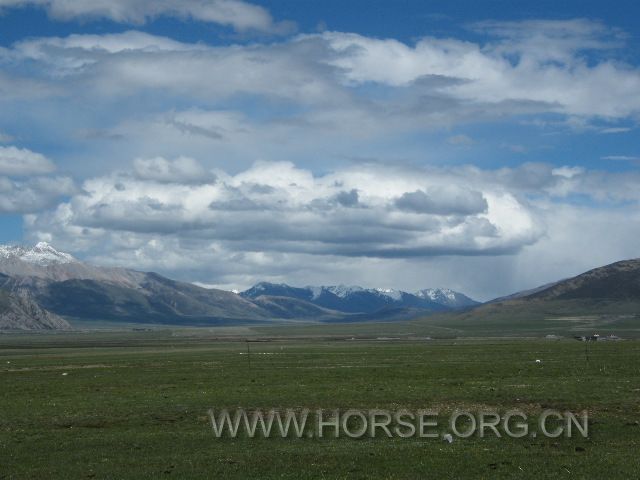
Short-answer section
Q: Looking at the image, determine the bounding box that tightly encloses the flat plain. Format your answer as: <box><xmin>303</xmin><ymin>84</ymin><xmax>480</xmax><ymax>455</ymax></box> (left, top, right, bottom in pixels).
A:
<box><xmin>1</xmin><ymin>331</ymin><xmax>639</xmax><ymax>479</ymax></box>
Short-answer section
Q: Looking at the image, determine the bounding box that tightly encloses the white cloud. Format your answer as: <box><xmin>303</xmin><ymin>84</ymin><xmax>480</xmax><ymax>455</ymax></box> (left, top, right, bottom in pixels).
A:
<box><xmin>1</xmin><ymin>21</ymin><xmax>638</xmax><ymax>179</ymax></box>
<box><xmin>318</xmin><ymin>26</ymin><xmax>640</xmax><ymax>118</ymax></box>
<box><xmin>0</xmin><ymin>145</ymin><xmax>74</xmax><ymax>213</ymax></box>
<box><xmin>0</xmin><ymin>145</ymin><xmax>56</xmax><ymax>176</ymax></box>
<box><xmin>0</xmin><ymin>0</ymin><xmax>294</xmax><ymax>34</ymax></box>
<box><xmin>0</xmin><ymin>175</ymin><xmax>75</xmax><ymax>213</ymax></box>
<box><xmin>599</xmin><ymin>127</ymin><xmax>632</xmax><ymax>134</ymax></box>
<box><xmin>2</xmin><ymin>22</ymin><xmax>639</xmax><ymax>121</ymax></box>
<box><xmin>471</xmin><ymin>19</ymin><xmax>624</xmax><ymax>60</ymax></box>
<box><xmin>601</xmin><ymin>155</ymin><xmax>640</xmax><ymax>162</ymax></box>
<box><xmin>25</xmin><ymin>161</ymin><xmax>545</xmax><ymax>262</ymax></box>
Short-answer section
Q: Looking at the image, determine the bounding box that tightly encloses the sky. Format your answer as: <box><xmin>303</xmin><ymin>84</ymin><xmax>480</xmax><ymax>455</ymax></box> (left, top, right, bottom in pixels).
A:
<box><xmin>0</xmin><ymin>0</ymin><xmax>639</xmax><ymax>300</ymax></box>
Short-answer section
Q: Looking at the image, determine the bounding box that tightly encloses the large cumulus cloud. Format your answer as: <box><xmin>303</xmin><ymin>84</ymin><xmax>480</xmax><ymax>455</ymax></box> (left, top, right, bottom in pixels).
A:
<box><xmin>25</xmin><ymin>158</ymin><xmax>543</xmax><ymax>258</ymax></box>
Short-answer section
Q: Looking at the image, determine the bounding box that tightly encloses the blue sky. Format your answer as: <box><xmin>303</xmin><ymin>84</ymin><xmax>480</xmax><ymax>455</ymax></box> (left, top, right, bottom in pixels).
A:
<box><xmin>3</xmin><ymin>1</ymin><xmax>640</xmax><ymax>49</ymax></box>
<box><xmin>0</xmin><ymin>0</ymin><xmax>639</xmax><ymax>299</ymax></box>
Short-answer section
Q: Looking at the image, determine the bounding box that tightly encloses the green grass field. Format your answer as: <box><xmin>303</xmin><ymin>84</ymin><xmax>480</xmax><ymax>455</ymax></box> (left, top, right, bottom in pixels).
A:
<box><xmin>1</xmin><ymin>332</ymin><xmax>640</xmax><ymax>478</ymax></box>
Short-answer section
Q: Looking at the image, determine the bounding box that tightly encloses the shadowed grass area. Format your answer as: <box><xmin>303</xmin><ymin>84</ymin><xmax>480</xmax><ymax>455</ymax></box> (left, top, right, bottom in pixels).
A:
<box><xmin>1</xmin><ymin>334</ymin><xmax>639</xmax><ymax>478</ymax></box>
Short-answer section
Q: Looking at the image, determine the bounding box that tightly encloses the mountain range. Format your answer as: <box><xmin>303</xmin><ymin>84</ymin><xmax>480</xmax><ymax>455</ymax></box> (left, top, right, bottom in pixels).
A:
<box><xmin>2</xmin><ymin>242</ymin><xmax>639</xmax><ymax>333</ymax></box>
<box><xmin>0</xmin><ymin>243</ymin><xmax>477</xmax><ymax>330</ymax></box>
<box><xmin>241</xmin><ymin>282</ymin><xmax>478</xmax><ymax>314</ymax></box>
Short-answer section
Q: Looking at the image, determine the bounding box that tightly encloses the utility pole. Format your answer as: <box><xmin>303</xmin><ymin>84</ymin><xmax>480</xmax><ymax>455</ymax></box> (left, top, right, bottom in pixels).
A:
<box><xmin>585</xmin><ymin>337</ymin><xmax>590</xmax><ymax>363</ymax></box>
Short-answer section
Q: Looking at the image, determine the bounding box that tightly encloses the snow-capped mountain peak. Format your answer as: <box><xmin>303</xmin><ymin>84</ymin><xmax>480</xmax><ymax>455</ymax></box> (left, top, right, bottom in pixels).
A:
<box><xmin>414</xmin><ymin>288</ymin><xmax>479</xmax><ymax>308</ymax></box>
<box><xmin>0</xmin><ymin>242</ymin><xmax>76</xmax><ymax>266</ymax></box>
<box><xmin>325</xmin><ymin>285</ymin><xmax>365</xmax><ymax>298</ymax></box>
<box><xmin>416</xmin><ymin>288</ymin><xmax>456</xmax><ymax>301</ymax></box>
<box><xmin>373</xmin><ymin>288</ymin><xmax>403</xmax><ymax>301</ymax></box>
<box><xmin>240</xmin><ymin>281</ymin><xmax>479</xmax><ymax>313</ymax></box>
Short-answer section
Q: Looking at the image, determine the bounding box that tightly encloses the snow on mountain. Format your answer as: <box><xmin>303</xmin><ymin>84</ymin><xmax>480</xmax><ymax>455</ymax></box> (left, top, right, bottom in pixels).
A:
<box><xmin>0</xmin><ymin>242</ymin><xmax>144</xmax><ymax>286</ymax></box>
<box><xmin>374</xmin><ymin>288</ymin><xmax>403</xmax><ymax>301</ymax></box>
<box><xmin>416</xmin><ymin>288</ymin><xmax>457</xmax><ymax>302</ymax></box>
<box><xmin>0</xmin><ymin>242</ymin><xmax>76</xmax><ymax>266</ymax></box>
<box><xmin>241</xmin><ymin>282</ymin><xmax>478</xmax><ymax>313</ymax></box>
<box><xmin>415</xmin><ymin>288</ymin><xmax>479</xmax><ymax>308</ymax></box>
<box><xmin>324</xmin><ymin>285</ymin><xmax>365</xmax><ymax>298</ymax></box>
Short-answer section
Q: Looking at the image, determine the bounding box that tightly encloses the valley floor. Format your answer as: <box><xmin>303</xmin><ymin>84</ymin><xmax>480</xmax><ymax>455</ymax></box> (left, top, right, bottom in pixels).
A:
<box><xmin>1</xmin><ymin>333</ymin><xmax>639</xmax><ymax>478</ymax></box>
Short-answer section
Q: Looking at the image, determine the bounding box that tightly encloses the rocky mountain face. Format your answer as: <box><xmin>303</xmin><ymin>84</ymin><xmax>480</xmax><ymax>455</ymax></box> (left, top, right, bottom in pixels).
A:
<box><xmin>0</xmin><ymin>281</ymin><xmax>70</xmax><ymax>330</ymax></box>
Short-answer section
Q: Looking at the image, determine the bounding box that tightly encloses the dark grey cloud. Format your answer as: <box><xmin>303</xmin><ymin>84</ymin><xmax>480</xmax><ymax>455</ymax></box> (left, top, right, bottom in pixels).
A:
<box><xmin>395</xmin><ymin>188</ymin><xmax>487</xmax><ymax>215</ymax></box>
<box><xmin>334</xmin><ymin>189</ymin><xmax>359</xmax><ymax>207</ymax></box>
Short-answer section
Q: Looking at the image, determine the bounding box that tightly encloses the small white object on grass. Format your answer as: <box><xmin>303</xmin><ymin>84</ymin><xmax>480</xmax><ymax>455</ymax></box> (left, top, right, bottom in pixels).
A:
<box><xmin>535</xmin><ymin>359</ymin><xmax>542</xmax><ymax>363</ymax></box>
<box><xmin>442</xmin><ymin>433</ymin><xmax>453</xmax><ymax>443</ymax></box>
<box><xmin>62</xmin><ymin>372</ymin><xmax>68</xmax><ymax>376</ymax></box>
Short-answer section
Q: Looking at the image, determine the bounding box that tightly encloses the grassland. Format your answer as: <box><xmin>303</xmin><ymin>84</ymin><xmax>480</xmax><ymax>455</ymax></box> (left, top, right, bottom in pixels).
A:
<box><xmin>1</xmin><ymin>331</ymin><xmax>640</xmax><ymax>479</ymax></box>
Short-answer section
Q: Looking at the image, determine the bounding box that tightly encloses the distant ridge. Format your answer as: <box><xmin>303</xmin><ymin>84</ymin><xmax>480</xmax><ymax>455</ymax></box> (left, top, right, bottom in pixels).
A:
<box><xmin>433</xmin><ymin>258</ymin><xmax>640</xmax><ymax>336</ymax></box>
<box><xmin>240</xmin><ymin>282</ymin><xmax>479</xmax><ymax>313</ymax></box>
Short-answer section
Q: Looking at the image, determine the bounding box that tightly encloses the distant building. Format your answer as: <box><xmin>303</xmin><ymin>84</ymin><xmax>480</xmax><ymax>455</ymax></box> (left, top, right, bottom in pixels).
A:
<box><xmin>598</xmin><ymin>335</ymin><xmax>622</xmax><ymax>342</ymax></box>
<box><xmin>574</xmin><ymin>334</ymin><xmax>622</xmax><ymax>342</ymax></box>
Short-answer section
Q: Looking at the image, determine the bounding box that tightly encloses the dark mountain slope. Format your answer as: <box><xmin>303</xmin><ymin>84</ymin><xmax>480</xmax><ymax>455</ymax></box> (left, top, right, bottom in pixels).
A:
<box><xmin>419</xmin><ymin>259</ymin><xmax>640</xmax><ymax>336</ymax></box>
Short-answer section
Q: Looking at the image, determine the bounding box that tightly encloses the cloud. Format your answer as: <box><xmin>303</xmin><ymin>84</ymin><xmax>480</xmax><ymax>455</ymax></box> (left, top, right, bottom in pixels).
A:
<box><xmin>470</xmin><ymin>19</ymin><xmax>625</xmax><ymax>59</ymax></box>
<box><xmin>601</xmin><ymin>155</ymin><xmax>640</xmax><ymax>162</ymax></box>
<box><xmin>318</xmin><ymin>26</ymin><xmax>640</xmax><ymax>118</ymax></box>
<box><xmin>0</xmin><ymin>0</ymin><xmax>294</xmax><ymax>34</ymax></box>
<box><xmin>599</xmin><ymin>127</ymin><xmax>632</xmax><ymax>134</ymax></box>
<box><xmin>0</xmin><ymin>145</ymin><xmax>56</xmax><ymax>176</ymax></box>
<box><xmin>0</xmin><ymin>175</ymin><xmax>75</xmax><ymax>213</ymax></box>
<box><xmin>26</xmin><ymin>158</ymin><xmax>640</xmax><ymax>261</ymax></box>
<box><xmin>1</xmin><ymin>17</ymin><xmax>639</xmax><ymax>298</ymax></box>
<box><xmin>0</xmin><ymin>145</ymin><xmax>75</xmax><ymax>213</ymax></box>
<box><xmin>133</xmin><ymin>156</ymin><xmax>213</xmax><ymax>183</ymax></box>
<box><xmin>395</xmin><ymin>187</ymin><xmax>487</xmax><ymax>215</ymax></box>
<box><xmin>21</xmin><ymin>160</ymin><xmax>640</xmax><ymax>299</ymax></box>
<box><xmin>2</xmin><ymin>22</ymin><xmax>640</xmax><ymax>121</ymax></box>
<box><xmin>25</xmin><ymin>161</ymin><xmax>545</xmax><ymax>262</ymax></box>
<box><xmin>333</xmin><ymin>189</ymin><xmax>359</xmax><ymax>207</ymax></box>
<box><xmin>16</xmin><ymin>155</ymin><xmax>640</xmax><ymax>298</ymax></box>
<box><xmin>0</xmin><ymin>22</ymin><xmax>638</xmax><ymax>181</ymax></box>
